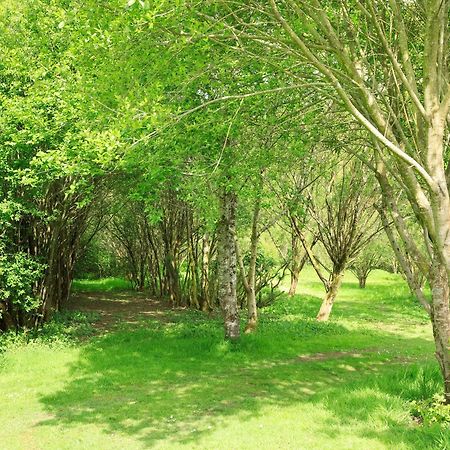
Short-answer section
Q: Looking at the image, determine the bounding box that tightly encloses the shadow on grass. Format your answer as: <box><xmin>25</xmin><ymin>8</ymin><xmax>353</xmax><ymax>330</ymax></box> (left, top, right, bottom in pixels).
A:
<box><xmin>37</xmin><ymin>301</ymin><xmax>445</xmax><ymax>449</ymax></box>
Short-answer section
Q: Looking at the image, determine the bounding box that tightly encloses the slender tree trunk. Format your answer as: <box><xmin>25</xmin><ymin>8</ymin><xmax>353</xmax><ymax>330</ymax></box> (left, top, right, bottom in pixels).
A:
<box><xmin>244</xmin><ymin>241</ymin><xmax>258</xmax><ymax>323</ymax></box>
<box><xmin>288</xmin><ymin>232</ymin><xmax>316</xmax><ymax>296</ymax></box>
<box><xmin>165</xmin><ymin>252</ymin><xmax>181</xmax><ymax>306</ymax></box>
<box><xmin>288</xmin><ymin>272</ymin><xmax>299</xmax><ymax>296</ymax></box>
<box><xmin>201</xmin><ymin>232</ymin><xmax>211</xmax><ymax>311</ymax></box>
<box><xmin>146</xmin><ymin>229</ymin><xmax>163</xmax><ymax>297</ymax></box>
<box><xmin>189</xmin><ymin>258</ymin><xmax>199</xmax><ymax>309</ymax></box>
<box><xmin>244</xmin><ymin>195</ymin><xmax>261</xmax><ymax>333</ymax></box>
<box><xmin>317</xmin><ymin>269</ymin><xmax>344</xmax><ymax>321</ymax></box>
<box><xmin>288</xmin><ymin>234</ymin><xmax>300</xmax><ymax>296</ymax></box>
<box><xmin>289</xmin><ymin>252</ymin><xmax>308</xmax><ymax>296</ymax></box>
<box><xmin>217</xmin><ymin>190</ymin><xmax>240</xmax><ymax>340</ymax></box>
<box><xmin>186</xmin><ymin>216</ymin><xmax>200</xmax><ymax>309</ymax></box>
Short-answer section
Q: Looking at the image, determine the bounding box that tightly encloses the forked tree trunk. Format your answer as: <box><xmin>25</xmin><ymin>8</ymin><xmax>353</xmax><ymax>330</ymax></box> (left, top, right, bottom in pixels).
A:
<box><xmin>38</xmin><ymin>215</ymin><xmax>81</xmax><ymax>324</ymax></box>
<box><xmin>217</xmin><ymin>190</ymin><xmax>240</xmax><ymax>340</ymax></box>
<box><xmin>289</xmin><ymin>252</ymin><xmax>308</xmax><ymax>296</ymax></box>
<box><xmin>317</xmin><ymin>269</ymin><xmax>344</xmax><ymax>321</ymax></box>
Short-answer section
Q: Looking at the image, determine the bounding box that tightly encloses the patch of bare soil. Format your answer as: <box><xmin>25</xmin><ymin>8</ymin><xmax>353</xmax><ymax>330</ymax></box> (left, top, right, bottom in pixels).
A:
<box><xmin>67</xmin><ymin>291</ymin><xmax>176</xmax><ymax>333</ymax></box>
<box><xmin>294</xmin><ymin>351</ymin><xmax>367</xmax><ymax>362</ymax></box>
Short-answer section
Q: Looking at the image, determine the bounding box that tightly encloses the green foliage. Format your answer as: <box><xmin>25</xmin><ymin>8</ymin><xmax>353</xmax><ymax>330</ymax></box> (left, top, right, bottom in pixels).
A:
<box><xmin>74</xmin><ymin>239</ymin><xmax>125</xmax><ymax>280</ymax></box>
<box><xmin>0</xmin><ymin>0</ymin><xmax>127</xmax><ymax>328</ymax></box>
<box><xmin>0</xmin><ymin>310</ymin><xmax>98</xmax><ymax>351</ymax></box>
<box><xmin>39</xmin><ymin>310</ymin><xmax>99</xmax><ymax>341</ymax></box>
<box><xmin>0</xmin><ymin>249</ymin><xmax>45</xmax><ymax>314</ymax></box>
<box><xmin>411</xmin><ymin>394</ymin><xmax>450</xmax><ymax>426</ymax></box>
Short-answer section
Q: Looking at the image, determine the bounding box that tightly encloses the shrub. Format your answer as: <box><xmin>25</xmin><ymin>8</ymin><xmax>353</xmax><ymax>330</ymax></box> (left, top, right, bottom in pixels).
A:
<box><xmin>411</xmin><ymin>394</ymin><xmax>450</xmax><ymax>426</ymax></box>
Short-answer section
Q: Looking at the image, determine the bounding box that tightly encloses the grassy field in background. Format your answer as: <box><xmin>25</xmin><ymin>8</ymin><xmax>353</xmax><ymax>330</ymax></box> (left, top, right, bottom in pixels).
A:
<box><xmin>72</xmin><ymin>277</ymin><xmax>132</xmax><ymax>292</ymax></box>
<box><xmin>1</xmin><ymin>269</ymin><xmax>449</xmax><ymax>449</ymax></box>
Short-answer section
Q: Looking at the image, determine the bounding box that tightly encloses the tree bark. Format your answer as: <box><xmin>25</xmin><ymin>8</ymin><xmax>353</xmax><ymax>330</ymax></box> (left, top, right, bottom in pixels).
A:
<box><xmin>317</xmin><ymin>270</ymin><xmax>344</xmax><ymax>321</ymax></box>
<box><xmin>217</xmin><ymin>190</ymin><xmax>240</xmax><ymax>340</ymax></box>
<box><xmin>429</xmin><ymin>260</ymin><xmax>450</xmax><ymax>404</ymax></box>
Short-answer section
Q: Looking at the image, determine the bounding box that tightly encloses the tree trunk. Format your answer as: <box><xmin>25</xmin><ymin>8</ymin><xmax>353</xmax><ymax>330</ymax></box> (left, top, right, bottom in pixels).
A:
<box><xmin>201</xmin><ymin>232</ymin><xmax>211</xmax><ymax>311</ymax></box>
<box><xmin>429</xmin><ymin>261</ymin><xmax>450</xmax><ymax>404</ymax></box>
<box><xmin>186</xmin><ymin>216</ymin><xmax>200</xmax><ymax>309</ymax></box>
<box><xmin>358</xmin><ymin>276</ymin><xmax>367</xmax><ymax>289</ymax></box>
<box><xmin>288</xmin><ymin>234</ymin><xmax>300</xmax><ymax>296</ymax></box>
<box><xmin>288</xmin><ymin>272</ymin><xmax>299</xmax><ymax>297</ymax></box>
<box><xmin>245</xmin><ymin>289</ymin><xmax>257</xmax><ymax>333</ymax></box>
<box><xmin>289</xmin><ymin>252</ymin><xmax>308</xmax><ymax>296</ymax></box>
<box><xmin>244</xmin><ymin>192</ymin><xmax>261</xmax><ymax>334</ymax></box>
<box><xmin>317</xmin><ymin>270</ymin><xmax>344</xmax><ymax>321</ymax></box>
<box><xmin>164</xmin><ymin>252</ymin><xmax>181</xmax><ymax>306</ymax></box>
<box><xmin>217</xmin><ymin>190</ymin><xmax>240</xmax><ymax>341</ymax></box>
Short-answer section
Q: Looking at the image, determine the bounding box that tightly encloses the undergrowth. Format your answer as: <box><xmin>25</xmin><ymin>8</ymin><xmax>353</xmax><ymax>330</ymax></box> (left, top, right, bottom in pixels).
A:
<box><xmin>0</xmin><ymin>310</ymin><xmax>99</xmax><ymax>352</ymax></box>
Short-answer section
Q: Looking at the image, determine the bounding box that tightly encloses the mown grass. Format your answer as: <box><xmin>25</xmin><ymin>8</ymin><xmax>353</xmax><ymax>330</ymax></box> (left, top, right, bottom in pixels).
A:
<box><xmin>1</xmin><ymin>269</ymin><xmax>449</xmax><ymax>449</ymax></box>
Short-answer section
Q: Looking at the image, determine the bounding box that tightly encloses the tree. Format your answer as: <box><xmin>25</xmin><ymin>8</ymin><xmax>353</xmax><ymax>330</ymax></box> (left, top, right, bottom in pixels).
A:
<box><xmin>211</xmin><ymin>0</ymin><xmax>450</xmax><ymax>401</ymax></box>
<box><xmin>0</xmin><ymin>0</ymin><xmax>124</xmax><ymax>328</ymax></box>
<box><xmin>306</xmin><ymin>159</ymin><xmax>380</xmax><ymax>320</ymax></box>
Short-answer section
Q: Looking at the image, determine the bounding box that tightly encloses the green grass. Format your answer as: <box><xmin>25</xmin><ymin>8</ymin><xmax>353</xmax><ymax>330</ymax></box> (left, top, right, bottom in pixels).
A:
<box><xmin>72</xmin><ymin>277</ymin><xmax>132</xmax><ymax>292</ymax></box>
<box><xmin>1</xmin><ymin>269</ymin><xmax>449</xmax><ymax>449</ymax></box>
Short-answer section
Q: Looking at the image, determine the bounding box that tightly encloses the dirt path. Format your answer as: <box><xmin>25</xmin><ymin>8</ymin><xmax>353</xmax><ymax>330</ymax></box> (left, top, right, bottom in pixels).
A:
<box><xmin>68</xmin><ymin>291</ymin><xmax>175</xmax><ymax>332</ymax></box>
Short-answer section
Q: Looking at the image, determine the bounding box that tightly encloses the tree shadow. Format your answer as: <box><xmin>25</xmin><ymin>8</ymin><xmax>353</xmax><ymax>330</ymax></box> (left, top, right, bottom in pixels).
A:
<box><xmin>37</xmin><ymin>311</ymin><xmax>443</xmax><ymax>448</ymax></box>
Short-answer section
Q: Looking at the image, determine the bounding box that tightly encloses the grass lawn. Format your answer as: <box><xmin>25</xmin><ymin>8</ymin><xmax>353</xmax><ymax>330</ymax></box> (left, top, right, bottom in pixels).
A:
<box><xmin>1</xmin><ymin>268</ymin><xmax>449</xmax><ymax>449</ymax></box>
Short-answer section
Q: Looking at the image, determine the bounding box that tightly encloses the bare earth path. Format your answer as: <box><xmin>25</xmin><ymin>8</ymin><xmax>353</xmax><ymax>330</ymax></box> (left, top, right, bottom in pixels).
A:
<box><xmin>67</xmin><ymin>291</ymin><xmax>175</xmax><ymax>332</ymax></box>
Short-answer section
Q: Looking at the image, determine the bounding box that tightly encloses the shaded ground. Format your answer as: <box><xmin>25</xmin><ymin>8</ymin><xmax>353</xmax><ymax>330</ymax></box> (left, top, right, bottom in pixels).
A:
<box><xmin>67</xmin><ymin>291</ymin><xmax>176</xmax><ymax>332</ymax></box>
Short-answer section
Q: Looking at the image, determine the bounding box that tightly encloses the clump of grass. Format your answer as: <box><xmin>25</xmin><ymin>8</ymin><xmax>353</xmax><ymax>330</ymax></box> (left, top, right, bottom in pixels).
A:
<box><xmin>382</xmin><ymin>364</ymin><xmax>443</xmax><ymax>401</ymax></box>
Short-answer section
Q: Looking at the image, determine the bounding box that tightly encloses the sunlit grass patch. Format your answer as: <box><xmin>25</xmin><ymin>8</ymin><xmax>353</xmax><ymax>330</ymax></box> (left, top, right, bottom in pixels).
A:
<box><xmin>72</xmin><ymin>277</ymin><xmax>132</xmax><ymax>292</ymax></box>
